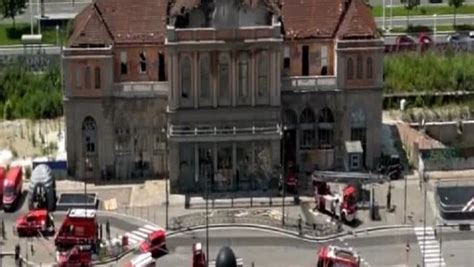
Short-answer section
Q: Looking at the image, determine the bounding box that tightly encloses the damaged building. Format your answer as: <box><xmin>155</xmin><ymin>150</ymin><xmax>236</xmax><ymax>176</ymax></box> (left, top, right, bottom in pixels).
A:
<box><xmin>63</xmin><ymin>0</ymin><xmax>383</xmax><ymax>193</ymax></box>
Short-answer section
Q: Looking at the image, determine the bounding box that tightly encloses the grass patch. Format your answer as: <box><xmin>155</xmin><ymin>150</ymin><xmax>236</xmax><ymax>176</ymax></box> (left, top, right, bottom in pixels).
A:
<box><xmin>384</xmin><ymin>51</ymin><xmax>474</xmax><ymax>94</ymax></box>
<box><xmin>0</xmin><ymin>23</ymin><xmax>66</xmax><ymax>45</ymax></box>
<box><xmin>372</xmin><ymin>5</ymin><xmax>474</xmax><ymax>17</ymax></box>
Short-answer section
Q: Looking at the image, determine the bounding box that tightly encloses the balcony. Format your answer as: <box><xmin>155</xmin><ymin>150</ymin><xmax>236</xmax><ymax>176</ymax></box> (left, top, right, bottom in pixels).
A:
<box><xmin>113</xmin><ymin>81</ymin><xmax>168</xmax><ymax>98</ymax></box>
<box><xmin>281</xmin><ymin>76</ymin><xmax>337</xmax><ymax>93</ymax></box>
<box><xmin>169</xmin><ymin>124</ymin><xmax>281</xmax><ymax>142</ymax></box>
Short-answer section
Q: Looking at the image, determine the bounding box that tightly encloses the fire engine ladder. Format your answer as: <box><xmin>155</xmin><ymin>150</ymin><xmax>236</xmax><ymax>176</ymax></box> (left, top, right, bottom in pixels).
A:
<box><xmin>311</xmin><ymin>171</ymin><xmax>389</xmax><ymax>185</ymax></box>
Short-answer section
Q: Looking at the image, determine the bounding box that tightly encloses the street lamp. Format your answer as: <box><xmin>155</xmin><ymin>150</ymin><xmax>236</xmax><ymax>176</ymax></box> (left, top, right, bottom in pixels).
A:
<box><xmin>389</xmin><ymin>0</ymin><xmax>393</xmax><ymax>31</ymax></box>
<box><xmin>281</xmin><ymin>124</ymin><xmax>287</xmax><ymax>226</ymax></box>
<box><xmin>433</xmin><ymin>14</ymin><xmax>438</xmax><ymax>41</ymax></box>
<box><xmin>162</xmin><ymin>126</ymin><xmax>169</xmax><ymax>230</ymax></box>
<box><xmin>382</xmin><ymin>0</ymin><xmax>386</xmax><ymax>31</ymax></box>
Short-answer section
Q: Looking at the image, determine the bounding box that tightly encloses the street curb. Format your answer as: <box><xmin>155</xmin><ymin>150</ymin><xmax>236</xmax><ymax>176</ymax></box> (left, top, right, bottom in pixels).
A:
<box><xmin>166</xmin><ymin>223</ymin><xmax>413</xmax><ymax>243</ymax></box>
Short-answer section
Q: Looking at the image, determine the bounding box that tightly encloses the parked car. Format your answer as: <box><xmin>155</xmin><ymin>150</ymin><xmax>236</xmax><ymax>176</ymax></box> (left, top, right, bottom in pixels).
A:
<box><xmin>16</xmin><ymin>208</ymin><xmax>55</xmax><ymax>237</ymax></box>
<box><xmin>0</xmin><ymin>167</ymin><xmax>5</xmax><ymax>206</ymax></box>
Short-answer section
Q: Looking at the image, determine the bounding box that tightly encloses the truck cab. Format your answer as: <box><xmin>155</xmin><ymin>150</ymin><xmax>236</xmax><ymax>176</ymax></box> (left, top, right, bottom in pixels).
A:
<box><xmin>57</xmin><ymin>245</ymin><xmax>92</xmax><ymax>267</ymax></box>
<box><xmin>3</xmin><ymin>166</ymin><xmax>23</xmax><ymax>211</ymax></box>
<box><xmin>139</xmin><ymin>229</ymin><xmax>167</xmax><ymax>259</ymax></box>
<box><xmin>16</xmin><ymin>209</ymin><xmax>54</xmax><ymax>237</ymax></box>
<box><xmin>317</xmin><ymin>245</ymin><xmax>360</xmax><ymax>267</ymax></box>
<box><xmin>55</xmin><ymin>209</ymin><xmax>98</xmax><ymax>252</ymax></box>
<box><xmin>192</xmin><ymin>242</ymin><xmax>206</xmax><ymax>267</ymax></box>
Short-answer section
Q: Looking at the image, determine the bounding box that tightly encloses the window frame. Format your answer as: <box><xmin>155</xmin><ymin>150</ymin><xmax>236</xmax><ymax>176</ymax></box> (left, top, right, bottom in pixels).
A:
<box><xmin>366</xmin><ymin>57</ymin><xmax>373</xmax><ymax>79</ymax></box>
<box><xmin>94</xmin><ymin>67</ymin><xmax>101</xmax><ymax>89</ymax></box>
<box><xmin>199</xmin><ymin>53</ymin><xmax>211</xmax><ymax>99</ymax></box>
<box><xmin>257</xmin><ymin>51</ymin><xmax>269</xmax><ymax>98</ymax></box>
<box><xmin>237</xmin><ymin>53</ymin><xmax>249</xmax><ymax>98</ymax></box>
<box><xmin>75</xmin><ymin>66</ymin><xmax>82</xmax><ymax>89</ymax></box>
<box><xmin>356</xmin><ymin>55</ymin><xmax>363</xmax><ymax>79</ymax></box>
<box><xmin>120</xmin><ymin>51</ymin><xmax>128</xmax><ymax>75</ymax></box>
<box><xmin>139</xmin><ymin>51</ymin><xmax>147</xmax><ymax>74</ymax></box>
<box><xmin>347</xmin><ymin>57</ymin><xmax>354</xmax><ymax>80</ymax></box>
<box><xmin>180</xmin><ymin>55</ymin><xmax>192</xmax><ymax>99</ymax></box>
<box><xmin>84</xmin><ymin>66</ymin><xmax>91</xmax><ymax>89</ymax></box>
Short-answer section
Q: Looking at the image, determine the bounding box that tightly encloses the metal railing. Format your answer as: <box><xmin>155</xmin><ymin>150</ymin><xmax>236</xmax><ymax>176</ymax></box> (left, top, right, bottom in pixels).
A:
<box><xmin>170</xmin><ymin>124</ymin><xmax>281</xmax><ymax>137</ymax></box>
<box><xmin>113</xmin><ymin>81</ymin><xmax>168</xmax><ymax>98</ymax></box>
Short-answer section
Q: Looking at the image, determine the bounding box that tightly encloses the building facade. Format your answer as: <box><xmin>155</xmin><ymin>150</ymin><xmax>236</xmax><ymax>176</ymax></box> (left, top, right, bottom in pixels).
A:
<box><xmin>64</xmin><ymin>0</ymin><xmax>383</xmax><ymax>193</ymax></box>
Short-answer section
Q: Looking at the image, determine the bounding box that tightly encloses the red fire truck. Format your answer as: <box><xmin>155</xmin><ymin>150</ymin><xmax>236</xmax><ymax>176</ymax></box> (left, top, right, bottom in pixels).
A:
<box><xmin>57</xmin><ymin>245</ymin><xmax>92</xmax><ymax>267</ymax></box>
<box><xmin>317</xmin><ymin>245</ymin><xmax>360</xmax><ymax>267</ymax></box>
<box><xmin>313</xmin><ymin>181</ymin><xmax>357</xmax><ymax>223</ymax></box>
<box><xmin>139</xmin><ymin>229</ymin><xmax>167</xmax><ymax>258</ymax></box>
<box><xmin>54</xmin><ymin>209</ymin><xmax>98</xmax><ymax>252</ymax></box>
<box><xmin>3</xmin><ymin>166</ymin><xmax>23</xmax><ymax>211</ymax></box>
<box><xmin>15</xmin><ymin>209</ymin><xmax>54</xmax><ymax>237</ymax></box>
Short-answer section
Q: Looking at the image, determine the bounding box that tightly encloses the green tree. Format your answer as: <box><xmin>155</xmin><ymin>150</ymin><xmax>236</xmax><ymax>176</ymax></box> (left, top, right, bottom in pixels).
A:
<box><xmin>0</xmin><ymin>0</ymin><xmax>27</xmax><ymax>27</ymax></box>
<box><xmin>449</xmin><ymin>0</ymin><xmax>465</xmax><ymax>28</ymax></box>
<box><xmin>402</xmin><ymin>0</ymin><xmax>420</xmax><ymax>27</ymax></box>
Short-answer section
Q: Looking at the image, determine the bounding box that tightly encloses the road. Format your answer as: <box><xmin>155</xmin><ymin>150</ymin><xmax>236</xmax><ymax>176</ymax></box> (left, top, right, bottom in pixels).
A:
<box><xmin>115</xmin><ymin>227</ymin><xmax>474</xmax><ymax>266</ymax></box>
<box><xmin>369</xmin><ymin>0</ymin><xmax>474</xmax><ymax>6</ymax></box>
<box><xmin>376</xmin><ymin>14</ymin><xmax>474</xmax><ymax>28</ymax></box>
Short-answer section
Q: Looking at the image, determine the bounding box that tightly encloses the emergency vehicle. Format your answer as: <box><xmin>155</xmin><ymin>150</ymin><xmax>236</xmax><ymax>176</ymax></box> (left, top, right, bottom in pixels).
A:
<box><xmin>313</xmin><ymin>181</ymin><xmax>357</xmax><ymax>223</ymax></box>
<box><xmin>15</xmin><ymin>209</ymin><xmax>54</xmax><ymax>237</ymax></box>
<box><xmin>192</xmin><ymin>242</ymin><xmax>206</xmax><ymax>267</ymax></box>
<box><xmin>54</xmin><ymin>209</ymin><xmax>98</xmax><ymax>252</ymax></box>
<box><xmin>3</xmin><ymin>166</ymin><xmax>23</xmax><ymax>211</ymax></box>
<box><xmin>139</xmin><ymin>229</ymin><xmax>167</xmax><ymax>258</ymax></box>
<box><xmin>57</xmin><ymin>245</ymin><xmax>92</xmax><ymax>267</ymax></box>
<box><xmin>317</xmin><ymin>245</ymin><xmax>360</xmax><ymax>267</ymax></box>
<box><xmin>0</xmin><ymin>167</ymin><xmax>5</xmax><ymax>205</ymax></box>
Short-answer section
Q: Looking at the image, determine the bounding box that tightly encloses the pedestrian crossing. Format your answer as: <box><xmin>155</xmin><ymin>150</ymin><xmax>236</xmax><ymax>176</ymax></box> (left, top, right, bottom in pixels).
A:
<box><xmin>414</xmin><ymin>226</ymin><xmax>446</xmax><ymax>267</ymax></box>
<box><xmin>106</xmin><ymin>224</ymin><xmax>162</xmax><ymax>247</ymax></box>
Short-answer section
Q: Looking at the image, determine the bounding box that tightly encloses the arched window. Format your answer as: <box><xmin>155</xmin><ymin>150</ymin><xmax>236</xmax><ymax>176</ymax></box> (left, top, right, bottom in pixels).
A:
<box><xmin>180</xmin><ymin>56</ymin><xmax>191</xmax><ymax>99</ymax></box>
<box><xmin>257</xmin><ymin>52</ymin><xmax>269</xmax><ymax>97</ymax></box>
<box><xmin>366</xmin><ymin>57</ymin><xmax>373</xmax><ymax>79</ymax></box>
<box><xmin>347</xmin><ymin>58</ymin><xmax>353</xmax><ymax>80</ymax></box>
<box><xmin>238</xmin><ymin>53</ymin><xmax>249</xmax><ymax>98</ymax></box>
<box><xmin>318</xmin><ymin>107</ymin><xmax>334</xmax><ymax>148</ymax></box>
<box><xmin>139</xmin><ymin>51</ymin><xmax>147</xmax><ymax>73</ymax></box>
<box><xmin>200</xmin><ymin>54</ymin><xmax>211</xmax><ymax>99</ymax></box>
<box><xmin>356</xmin><ymin>56</ymin><xmax>363</xmax><ymax>79</ymax></box>
<box><xmin>82</xmin><ymin>117</ymin><xmax>97</xmax><ymax>155</ymax></box>
<box><xmin>94</xmin><ymin>67</ymin><xmax>101</xmax><ymax>89</ymax></box>
<box><xmin>299</xmin><ymin>108</ymin><xmax>315</xmax><ymax>149</ymax></box>
<box><xmin>219</xmin><ymin>54</ymin><xmax>230</xmax><ymax>99</ymax></box>
<box><xmin>85</xmin><ymin>66</ymin><xmax>91</xmax><ymax>89</ymax></box>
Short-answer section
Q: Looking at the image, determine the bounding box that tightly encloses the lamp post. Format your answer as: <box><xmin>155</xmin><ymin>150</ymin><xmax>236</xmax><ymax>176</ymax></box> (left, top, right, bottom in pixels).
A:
<box><xmin>162</xmin><ymin>126</ymin><xmax>169</xmax><ymax>230</ymax></box>
<box><xmin>433</xmin><ymin>14</ymin><xmax>438</xmax><ymax>41</ymax></box>
<box><xmin>422</xmin><ymin>172</ymin><xmax>427</xmax><ymax>267</ymax></box>
<box><xmin>205</xmin><ymin>170</ymin><xmax>209</xmax><ymax>267</ymax></box>
<box><xmin>389</xmin><ymin>0</ymin><xmax>393</xmax><ymax>31</ymax></box>
<box><xmin>281</xmin><ymin>125</ymin><xmax>287</xmax><ymax>226</ymax></box>
<box><xmin>404</xmin><ymin>171</ymin><xmax>407</xmax><ymax>224</ymax></box>
<box><xmin>382</xmin><ymin>0</ymin><xmax>386</xmax><ymax>31</ymax></box>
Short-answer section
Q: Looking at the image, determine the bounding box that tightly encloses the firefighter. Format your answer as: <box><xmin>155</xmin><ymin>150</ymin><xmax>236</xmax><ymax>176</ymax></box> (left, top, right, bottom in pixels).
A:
<box><xmin>297</xmin><ymin>215</ymin><xmax>303</xmax><ymax>235</ymax></box>
<box><xmin>15</xmin><ymin>244</ymin><xmax>21</xmax><ymax>262</ymax></box>
<box><xmin>106</xmin><ymin>220</ymin><xmax>111</xmax><ymax>240</ymax></box>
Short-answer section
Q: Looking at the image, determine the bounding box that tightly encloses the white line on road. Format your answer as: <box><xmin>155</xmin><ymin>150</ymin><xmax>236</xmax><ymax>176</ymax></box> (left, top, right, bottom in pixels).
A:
<box><xmin>132</xmin><ymin>230</ymin><xmax>149</xmax><ymax>238</ymax></box>
<box><xmin>125</xmin><ymin>232</ymin><xmax>144</xmax><ymax>243</ymax></box>
<box><xmin>144</xmin><ymin>224</ymin><xmax>161</xmax><ymax>231</ymax></box>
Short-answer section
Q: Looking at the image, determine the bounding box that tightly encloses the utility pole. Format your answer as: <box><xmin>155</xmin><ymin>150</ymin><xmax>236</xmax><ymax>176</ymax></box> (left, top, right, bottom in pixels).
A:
<box><xmin>163</xmin><ymin>126</ymin><xmax>169</xmax><ymax>230</ymax></box>
<box><xmin>281</xmin><ymin>130</ymin><xmax>286</xmax><ymax>226</ymax></box>
<box><xmin>404</xmin><ymin>172</ymin><xmax>407</xmax><ymax>224</ymax></box>
<box><xmin>205</xmin><ymin>170</ymin><xmax>209</xmax><ymax>267</ymax></box>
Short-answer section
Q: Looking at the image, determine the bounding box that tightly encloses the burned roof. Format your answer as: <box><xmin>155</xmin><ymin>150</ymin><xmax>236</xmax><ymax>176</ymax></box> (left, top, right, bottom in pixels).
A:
<box><xmin>68</xmin><ymin>0</ymin><xmax>168</xmax><ymax>47</ymax></box>
<box><xmin>168</xmin><ymin>0</ymin><xmax>281</xmax><ymax>17</ymax></box>
<box><xmin>281</xmin><ymin>0</ymin><xmax>377</xmax><ymax>40</ymax></box>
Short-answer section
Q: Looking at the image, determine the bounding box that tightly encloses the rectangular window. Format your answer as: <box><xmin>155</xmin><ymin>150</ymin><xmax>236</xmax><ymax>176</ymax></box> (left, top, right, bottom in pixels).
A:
<box><xmin>85</xmin><ymin>66</ymin><xmax>91</xmax><ymax>89</ymax></box>
<box><xmin>302</xmin><ymin>45</ymin><xmax>309</xmax><ymax>76</ymax></box>
<box><xmin>139</xmin><ymin>51</ymin><xmax>147</xmax><ymax>74</ymax></box>
<box><xmin>238</xmin><ymin>62</ymin><xmax>247</xmax><ymax>97</ymax></box>
<box><xmin>94</xmin><ymin>67</ymin><xmax>101</xmax><ymax>89</ymax></box>
<box><xmin>158</xmin><ymin>52</ymin><xmax>166</xmax><ymax>81</ymax></box>
<box><xmin>283</xmin><ymin>46</ymin><xmax>290</xmax><ymax>70</ymax></box>
<box><xmin>75</xmin><ymin>67</ymin><xmax>82</xmax><ymax>89</ymax></box>
<box><xmin>120</xmin><ymin>52</ymin><xmax>127</xmax><ymax>75</ymax></box>
<box><xmin>220</xmin><ymin>63</ymin><xmax>230</xmax><ymax>97</ymax></box>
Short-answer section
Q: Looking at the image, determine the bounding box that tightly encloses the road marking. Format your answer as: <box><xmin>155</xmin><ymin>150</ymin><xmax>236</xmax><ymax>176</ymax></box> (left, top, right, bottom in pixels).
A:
<box><xmin>414</xmin><ymin>226</ymin><xmax>446</xmax><ymax>267</ymax></box>
<box><xmin>132</xmin><ymin>230</ymin><xmax>149</xmax><ymax>238</ymax></box>
<box><xmin>125</xmin><ymin>232</ymin><xmax>144</xmax><ymax>243</ymax></box>
<box><xmin>138</xmin><ymin>227</ymin><xmax>154</xmax><ymax>234</ymax></box>
<box><xmin>144</xmin><ymin>224</ymin><xmax>161</xmax><ymax>231</ymax></box>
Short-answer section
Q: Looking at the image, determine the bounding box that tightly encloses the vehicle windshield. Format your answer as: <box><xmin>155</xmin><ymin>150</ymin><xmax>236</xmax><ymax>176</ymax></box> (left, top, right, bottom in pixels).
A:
<box><xmin>4</xmin><ymin>185</ymin><xmax>15</xmax><ymax>196</ymax></box>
